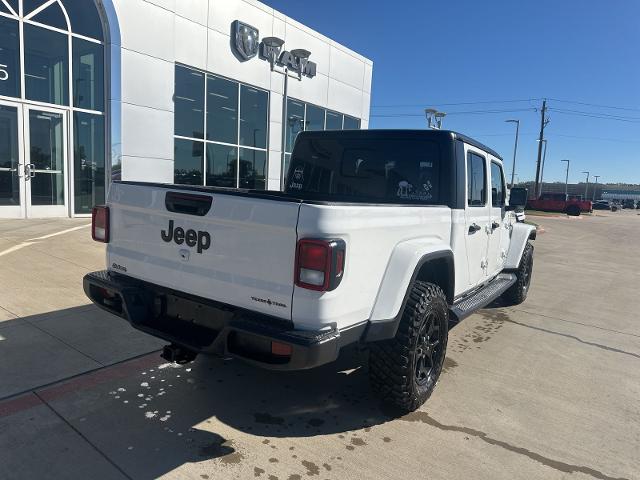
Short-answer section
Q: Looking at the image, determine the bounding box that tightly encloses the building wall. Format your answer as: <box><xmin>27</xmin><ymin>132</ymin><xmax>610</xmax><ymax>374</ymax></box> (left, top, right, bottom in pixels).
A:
<box><xmin>109</xmin><ymin>0</ymin><xmax>373</xmax><ymax>190</ymax></box>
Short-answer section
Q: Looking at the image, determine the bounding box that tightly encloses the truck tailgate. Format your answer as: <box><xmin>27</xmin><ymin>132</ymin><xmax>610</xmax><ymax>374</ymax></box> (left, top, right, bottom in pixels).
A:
<box><xmin>107</xmin><ymin>183</ymin><xmax>300</xmax><ymax>320</ymax></box>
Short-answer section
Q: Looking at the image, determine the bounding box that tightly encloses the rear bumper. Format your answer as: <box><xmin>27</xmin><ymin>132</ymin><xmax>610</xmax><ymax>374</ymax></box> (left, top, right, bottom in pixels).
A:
<box><xmin>83</xmin><ymin>270</ymin><xmax>365</xmax><ymax>370</ymax></box>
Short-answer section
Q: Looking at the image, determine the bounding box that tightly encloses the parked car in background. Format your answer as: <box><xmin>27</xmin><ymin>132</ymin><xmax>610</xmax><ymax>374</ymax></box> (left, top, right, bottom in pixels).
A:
<box><xmin>527</xmin><ymin>193</ymin><xmax>593</xmax><ymax>216</ymax></box>
<box><xmin>592</xmin><ymin>200</ymin><xmax>611</xmax><ymax>211</ymax></box>
<box><xmin>622</xmin><ymin>199</ymin><xmax>636</xmax><ymax>209</ymax></box>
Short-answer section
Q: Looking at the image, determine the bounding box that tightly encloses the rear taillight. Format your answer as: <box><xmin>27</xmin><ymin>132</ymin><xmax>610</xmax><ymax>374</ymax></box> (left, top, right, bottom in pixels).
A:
<box><xmin>92</xmin><ymin>206</ymin><xmax>110</xmax><ymax>243</ymax></box>
<box><xmin>295</xmin><ymin>239</ymin><xmax>346</xmax><ymax>291</ymax></box>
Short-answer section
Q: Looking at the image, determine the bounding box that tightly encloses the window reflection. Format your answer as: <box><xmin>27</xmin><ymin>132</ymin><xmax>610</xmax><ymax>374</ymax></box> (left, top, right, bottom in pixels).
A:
<box><xmin>174</xmin><ymin>139</ymin><xmax>204</xmax><ymax>186</ymax></box>
<box><xmin>24</xmin><ymin>24</ymin><xmax>69</xmax><ymax>106</ymax></box>
<box><xmin>239</xmin><ymin>148</ymin><xmax>266</xmax><ymax>190</ymax></box>
<box><xmin>0</xmin><ymin>17</ymin><xmax>20</xmax><ymax>99</ymax></box>
<box><xmin>73</xmin><ymin>38</ymin><xmax>104</xmax><ymax>112</ymax></box>
<box><xmin>240</xmin><ymin>85</ymin><xmax>268</xmax><ymax>149</ymax></box>
<box><xmin>207</xmin><ymin>75</ymin><xmax>238</xmax><ymax>144</ymax></box>
<box><xmin>74</xmin><ymin>112</ymin><xmax>105</xmax><ymax>213</ymax></box>
<box><xmin>174</xmin><ymin>66</ymin><xmax>204</xmax><ymax>139</ymax></box>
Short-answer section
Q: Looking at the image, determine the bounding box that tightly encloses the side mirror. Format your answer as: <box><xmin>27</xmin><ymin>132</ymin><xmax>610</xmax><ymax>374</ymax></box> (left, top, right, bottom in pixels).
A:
<box><xmin>507</xmin><ymin>187</ymin><xmax>528</xmax><ymax>211</ymax></box>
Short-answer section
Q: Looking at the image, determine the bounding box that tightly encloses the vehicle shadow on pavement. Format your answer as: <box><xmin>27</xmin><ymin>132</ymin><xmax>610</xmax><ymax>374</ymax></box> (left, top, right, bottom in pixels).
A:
<box><xmin>1</xmin><ymin>312</ymin><xmax>464</xmax><ymax>479</ymax></box>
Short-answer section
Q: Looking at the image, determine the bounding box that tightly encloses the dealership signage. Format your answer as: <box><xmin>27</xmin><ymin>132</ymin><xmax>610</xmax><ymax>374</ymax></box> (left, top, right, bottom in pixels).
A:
<box><xmin>232</xmin><ymin>20</ymin><xmax>317</xmax><ymax>78</ymax></box>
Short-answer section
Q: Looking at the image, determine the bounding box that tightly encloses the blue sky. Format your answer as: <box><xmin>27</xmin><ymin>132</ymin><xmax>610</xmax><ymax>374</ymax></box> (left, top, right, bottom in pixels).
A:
<box><xmin>266</xmin><ymin>0</ymin><xmax>640</xmax><ymax>185</ymax></box>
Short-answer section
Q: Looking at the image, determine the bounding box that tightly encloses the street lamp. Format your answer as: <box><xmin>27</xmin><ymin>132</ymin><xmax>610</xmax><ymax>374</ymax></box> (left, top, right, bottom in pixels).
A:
<box><xmin>536</xmin><ymin>139</ymin><xmax>548</xmax><ymax>197</ymax></box>
<box><xmin>593</xmin><ymin>175</ymin><xmax>601</xmax><ymax>201</ymax></box>
<box><xmin>291</xmin><ymin>48</ymin><xmax>311</xmax><ymax>80</ymax></box>
<box><xmin>582</xmin><ymin>171</ymin><xmax>590</xmax><ymax>199</ymax></box>
<box><xmin>262</xmin><ymin>37</ymin><xmax>312</xmax><ymax>190</ymax></box>
<box><xmin>425</xmin><ymin>108</ymin><xmax>446</xmax><ymax>129</ymax></box>
<box><xmin>561</xmin><ymin>159</ymin><xmax>570</xmax><ymax>200</ymax></box>
<box><xmin>505</xmin><ymin>119</ymin><xmax>520</xmax><ymax>188</ymax></box>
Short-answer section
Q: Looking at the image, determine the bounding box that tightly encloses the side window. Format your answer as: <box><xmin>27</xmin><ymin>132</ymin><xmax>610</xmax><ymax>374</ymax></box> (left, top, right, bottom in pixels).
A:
<box><xmin>467</xmin><ymin>152</ymin><xmax>486</xmax><ymax>207</ymax></box>
<box><xmin>490</xmin><ymin>162</ymin><xmax>505</xmax><ymax>207</ymax></box>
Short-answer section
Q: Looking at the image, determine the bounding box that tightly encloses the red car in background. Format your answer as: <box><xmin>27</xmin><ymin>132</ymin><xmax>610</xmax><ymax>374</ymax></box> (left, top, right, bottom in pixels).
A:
<box><xmin>527</xmin><ymin>193</ymin><xmax>593</xmax><ymax>216</ymax></box>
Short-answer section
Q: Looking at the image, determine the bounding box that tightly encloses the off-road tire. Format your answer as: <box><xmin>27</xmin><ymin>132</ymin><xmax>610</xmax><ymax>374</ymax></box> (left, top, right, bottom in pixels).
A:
<box><xmin>369</xmin><ymin>282</ymin><xmax>449</xmax><ymax>413</ymax></box>
<box><xmin>503</xmin><ymin>242</ymin><xmax>534</xmax><ymax>305</ymax></box>
<box><xmin>566</xmin><ymin>205</ymin><xmax>581</xmax><ymax>216</ymax></box>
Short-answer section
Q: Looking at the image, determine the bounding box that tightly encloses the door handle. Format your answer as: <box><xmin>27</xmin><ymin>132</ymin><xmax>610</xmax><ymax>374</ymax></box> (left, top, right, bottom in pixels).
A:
<box><xmin>16</xmin><ymin>163</ymin><xmax>24</xmax><ymax>178</ymax></box>
<box><xmin>468</xmin><ymin>223</ymin><xmax>481</xmax><ymax>234</ymax></box>
<box><xmin>491</xmin><ymin>221</ymin><xmax>500</xmax><ymax>231</ymax></box>
<box><xmin>25</xmin><ymin>163</ymin><xmax>35</xmax><ymax>179</ymax></box>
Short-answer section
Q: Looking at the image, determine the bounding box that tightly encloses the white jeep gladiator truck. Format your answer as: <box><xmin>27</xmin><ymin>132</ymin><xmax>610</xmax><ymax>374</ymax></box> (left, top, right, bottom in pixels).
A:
<box><xmin>84</xmin><ymin>130</ymin><xmax>535</xmax><ymax>412</ymax></box>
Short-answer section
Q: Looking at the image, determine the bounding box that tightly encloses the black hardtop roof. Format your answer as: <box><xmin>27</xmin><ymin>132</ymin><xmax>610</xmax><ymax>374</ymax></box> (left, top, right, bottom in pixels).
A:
<box><xmin>296</xmin><ymin>129</ymin><xmax>503</xmax><ymax>161</ymax></box>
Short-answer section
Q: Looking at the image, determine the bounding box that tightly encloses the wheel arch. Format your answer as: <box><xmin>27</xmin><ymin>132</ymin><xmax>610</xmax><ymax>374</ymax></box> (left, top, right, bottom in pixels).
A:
<box><xmin>364</xmin><ymin>247</ymin><xmax>455</xmax><ymax>342</ymax></box>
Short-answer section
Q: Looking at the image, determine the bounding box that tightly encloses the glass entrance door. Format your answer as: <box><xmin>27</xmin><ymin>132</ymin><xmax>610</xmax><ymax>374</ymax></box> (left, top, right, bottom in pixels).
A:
<box><xmin>0</xmin><ymin>102</ymin><xmax>25</xmax><ymax>218</ymax></box>
<box><xmin>24</xmin><ymin>106</ymin><xmax>68</xmax><ymax>218</ymax></box>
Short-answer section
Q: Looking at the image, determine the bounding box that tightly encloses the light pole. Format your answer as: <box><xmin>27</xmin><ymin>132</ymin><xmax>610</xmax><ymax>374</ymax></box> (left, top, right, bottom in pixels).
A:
<box><xmin>593</xmin><ymin>175</ymin><xmax>600</xmax><ymax>201</ymax></box>
<box><xmin>262</xmin><ymin>37</ymin><xmax>312</xmax><ymax>190</ymax></box>
<box><xmin>505</xmin><ymin>119</ymin><xmax>520</xmax><ymax>189</ymax></box>
<box><xmin>561</xmin><ymin>160</ymin><xmax>570</xmax><ymax>200</ymax></box>
<box><xmin>582</xmin><ymin>171</ymin><xmax>590</xmax><ymax>199</ymax></box>
<box><xmin>425</xmin><ymin>109</ymin><xmax>446</xmax><ymax>129</ymax></box>
<box><xmin>536</xmin><ymin>139</ymin><xmax>548</xmax><ymax>197</ymax></box>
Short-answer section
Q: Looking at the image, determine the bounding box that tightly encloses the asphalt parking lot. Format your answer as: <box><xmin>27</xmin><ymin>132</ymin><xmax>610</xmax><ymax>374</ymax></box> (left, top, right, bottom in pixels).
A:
<box><xmin>0</xmin><ymin>211</ymin><xmax>639</xmax><ymax>480</ymax></box>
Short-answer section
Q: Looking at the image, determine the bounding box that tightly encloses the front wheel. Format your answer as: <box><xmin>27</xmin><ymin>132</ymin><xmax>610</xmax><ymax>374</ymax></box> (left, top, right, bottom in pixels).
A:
<box><xmin>503</xmin><ymin>242</ymin><xmax>534</xmax><ymax>305</ymax></box>
<box><xmin>369</xmin><ymin>282</ymin><xmax>449</xmax><ymax>413</ymax></box>
<box><xmin>566</xmin><ymin>205</ymin><xmax>581</xmax><ymax>216</ymax></box>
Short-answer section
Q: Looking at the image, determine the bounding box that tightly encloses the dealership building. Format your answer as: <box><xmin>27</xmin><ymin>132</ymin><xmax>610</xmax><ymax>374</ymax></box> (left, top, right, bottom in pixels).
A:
<box><xmin>0</xmin><ymin>0</ymin><xmax>373</xmax><ymax>218</ymax></box>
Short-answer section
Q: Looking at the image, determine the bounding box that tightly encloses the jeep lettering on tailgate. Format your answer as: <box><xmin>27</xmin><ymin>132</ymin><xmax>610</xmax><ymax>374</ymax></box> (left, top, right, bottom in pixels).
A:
<box><xmin>161</xmin><ymin>220</ymin><xmax>211</xmax><ymax>253</ymax></box>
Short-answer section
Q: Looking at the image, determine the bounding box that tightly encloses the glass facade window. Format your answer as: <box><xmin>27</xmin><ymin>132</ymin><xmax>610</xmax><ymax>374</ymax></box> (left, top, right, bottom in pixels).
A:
<box><xmin>206</xmin><ymin>143</ymin><xmax>237</xmax><ymax>188</ymax></box>
<box><xmin>325</xmin><ymin>111</ymin><xmax>343</xmax><ymax>130</ymax></box>
<box><xmin>73</xmin><ymin>38</ymin><xmax>104</xmax><ymax>112</ymax></box>
<box><xmin>74</xmin><ymin>112</ymin><xmax>105</xmax><ymax>213</ymax></box>
<box><xmin>305</xmin><ymin>104</ymin><xmax>325</xmax><ymax>131</ymax></box>
<box><xmin>24</xmin><ymin>24</ymin><xmax>69</xmax><ymax>106</ymax></box>
<box><xmin>285</xmin><ymin>99</ymin><xmax>304</xmax><ymax>153</ymax></box>
<box><xmin>239</xmin><ymin>148</ymin><xmax>266</xmax><ymax>190</ymax></box>
<box><xmin>174</xmin><ymin>65</ymin><xmax>269</xmax><ymax>191</ymax></box>
<box><xmin>174</xmin><ymin>139</ymin><xmax>204</xmax><ymax>186</ymax></box>
<box><xmin>174</xmin><ymin>65</ymin><xmax>204</xmax><ymax>139</ymax></box>
<box><xmin>343</xmin><ymin>115</ymin><xmax>361</xmax><ymax>130</ymax></box>
<box><xmin>0</xmin><ymin>17</ymin><xmax>20</xmax><ymax>99</ymax></box>
<box><xmin>283</xmin><ymin>99</ymin><xmax>362</xmax><ymax>187</ymax></box>
<box><xmin>207</xmin><ymin>74</ymin><xmax>238</xmax><ymax>145</ymax></box>
<box><xmin>0</xmin><ymin>0</ymin><xmax>106</xmax><ymax>218</ymax></box>
<box><xmin>285</xmin><ymin>100</ymin><xmax>362</xmax><ymax>154</ymax></box>
<box><xmin>239</xmin><ymin>85</ymin><xmax>268</xmax><ymax>149</ymax></box>
<box><xmin>0</xmin><ymin>105</ymin><xmax>20</xmax><ymax>206</ymax></box>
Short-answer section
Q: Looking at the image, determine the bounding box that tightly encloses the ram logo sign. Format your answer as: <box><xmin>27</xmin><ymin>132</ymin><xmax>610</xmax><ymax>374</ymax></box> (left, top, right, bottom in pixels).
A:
<box><xmin>233</xmin><ymin>21</ymin><xmax>259</xmax><ymax>60</ymax></box>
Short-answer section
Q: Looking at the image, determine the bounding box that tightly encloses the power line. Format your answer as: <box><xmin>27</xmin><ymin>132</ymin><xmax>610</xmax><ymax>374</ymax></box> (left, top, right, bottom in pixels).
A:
<box><xmin>371</xmin><ymin>107</ymin><xmax>537</xmax><ymax>118</ymax></box>
<box><xmin>548</xmin><ymin>98</ymin><xmax>640</xmax><ymax>113</ymax></box>
<box><xmin>371</xmin><ymin>98</ymin><xmax>542</xmax><ymax>108</ymax></box>
<box><xmin>548</xmin><ymin>107</ymin><xmax>640</xmax><ymax>123</ymax></box>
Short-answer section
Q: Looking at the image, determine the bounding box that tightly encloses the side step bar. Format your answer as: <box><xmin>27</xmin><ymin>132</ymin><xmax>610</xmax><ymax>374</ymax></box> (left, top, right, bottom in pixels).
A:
<box><xmin>450</xmin><ymin>273</ymin><xmax>517</xmax><ymax>322</ymax></box>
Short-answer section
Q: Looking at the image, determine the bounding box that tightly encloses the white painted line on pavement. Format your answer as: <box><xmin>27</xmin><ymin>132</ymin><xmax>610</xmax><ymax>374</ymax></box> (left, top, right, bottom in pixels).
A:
<box><xmin>26</xmin><ymin>223</ymin><xmax>91</xmax><ymax>241</ymax></box>
<box><xmin>0</xmin><ymin>242</ymin><xmax>35</xmax><ymax>258</ymax></box>
<box><xmin>0</xmin><ymin>224</ymin><xmax>91</xmax><ymax>258</ymax></box>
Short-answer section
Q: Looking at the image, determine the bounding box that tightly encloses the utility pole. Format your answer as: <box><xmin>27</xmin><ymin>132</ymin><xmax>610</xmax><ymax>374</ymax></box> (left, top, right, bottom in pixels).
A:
<box><xmin>593</xmin><ymin>175</ymin><xmax>600</xmax><ymax>201</ymax></box>
<box><xmin>534</xmin><ymin>99</ymin><xmax>549</xmax><ymax>198</ymax></box>
<box><xmin>505</xmin><ymin>119</ymin><xmax>520</xmax><ymax>188</ymax></box>
<box><xmin>561</xmin><ymin>159</ymin><xmax>570</xmax><ymax>200</ymax></box>
<box><xmin>582</xmin><ymin>171</ymin><xmax>590</xmax><ymax>199</ymax></box>
<box><xmin>537</xmin><ymin>139</ymin><xmax>548</xmax><ymax>197</ymax></box>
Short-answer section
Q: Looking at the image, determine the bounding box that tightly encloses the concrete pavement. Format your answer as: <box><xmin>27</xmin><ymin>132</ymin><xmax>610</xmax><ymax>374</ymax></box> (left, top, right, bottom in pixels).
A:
<box><xmin>0</xmin><ymin>211</ymin><xmax>639</xmax><ymax>480</ymax></box>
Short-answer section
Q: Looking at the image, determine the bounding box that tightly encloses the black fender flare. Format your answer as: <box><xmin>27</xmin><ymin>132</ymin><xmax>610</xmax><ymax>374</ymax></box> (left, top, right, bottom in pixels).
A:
<box><xmin>363</xmin><ymin>250</ymin><xmax>454</xmax><ymax>343</ymax></box>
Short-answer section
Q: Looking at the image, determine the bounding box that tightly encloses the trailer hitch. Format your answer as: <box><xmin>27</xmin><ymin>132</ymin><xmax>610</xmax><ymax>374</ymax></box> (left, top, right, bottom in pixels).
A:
<box><xmin>161</xmin><ymin>344</ymin><xmax>197</xmax><ymax>364</ymax></box>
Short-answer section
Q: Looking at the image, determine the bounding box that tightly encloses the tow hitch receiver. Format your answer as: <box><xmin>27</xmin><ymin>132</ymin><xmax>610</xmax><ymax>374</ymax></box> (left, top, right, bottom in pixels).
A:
<box><xmin>161</xmin><ymin>344</ymin><xmax>197</xmax><ymax>364</ymax></box>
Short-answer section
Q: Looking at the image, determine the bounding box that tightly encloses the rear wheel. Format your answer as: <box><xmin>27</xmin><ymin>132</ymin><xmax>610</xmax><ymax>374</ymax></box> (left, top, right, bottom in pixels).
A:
<box><xmin>503</xmin><ymin>242</ymin><xmax>534</xmax><ymax>305</ymax></box>
<box><xmin>369</xmin><ymin>282</ymin><xmax>448</xmax><ymax>413</ymax></box>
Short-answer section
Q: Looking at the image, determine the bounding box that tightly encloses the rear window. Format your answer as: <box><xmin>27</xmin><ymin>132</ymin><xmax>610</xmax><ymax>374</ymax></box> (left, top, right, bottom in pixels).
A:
<box><xmin>285</xmin><ymin>136</ymin><xmax>443</xmax><ymax>204</ymax></box>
